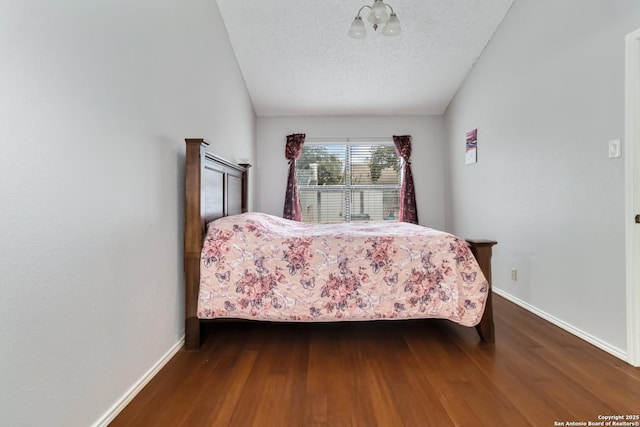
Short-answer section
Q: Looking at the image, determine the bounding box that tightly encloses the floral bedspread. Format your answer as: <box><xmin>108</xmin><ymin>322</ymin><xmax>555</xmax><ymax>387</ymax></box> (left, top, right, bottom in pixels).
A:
<box><xmin>198</xmin><ymin>212</ymin><xmax>489</xmax><ymax>326</ymax></box>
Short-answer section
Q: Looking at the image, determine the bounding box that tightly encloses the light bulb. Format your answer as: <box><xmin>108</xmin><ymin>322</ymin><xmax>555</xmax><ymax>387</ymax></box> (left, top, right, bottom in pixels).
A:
<box><xmin>382</xmin><ymin>13</ymin><xmax>401</xmax><ymax>36</ymax></box>
<box><xmin>367</xmin><ymin>0</ymin><xmax>389</xmax><ymax>25</ymax></box>
<box><xmin>348</xmin><ymin>16</ymin><xmax>366</xmax><ymax>39</ymax></box>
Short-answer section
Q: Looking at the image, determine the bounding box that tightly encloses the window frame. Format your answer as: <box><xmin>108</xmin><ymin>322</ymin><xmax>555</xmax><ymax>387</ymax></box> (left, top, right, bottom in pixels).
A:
<box><xmin>297</xmin><ymin>140</ymin><xmax>402</xmax><ymax>224</ymax></box>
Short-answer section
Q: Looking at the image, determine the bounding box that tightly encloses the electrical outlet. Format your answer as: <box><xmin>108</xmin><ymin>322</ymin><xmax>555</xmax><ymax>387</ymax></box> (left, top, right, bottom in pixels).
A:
<box><xmin>511</xmin><ymin>268</ymin><xmax>518</xmax><ymax>281</ymax></box>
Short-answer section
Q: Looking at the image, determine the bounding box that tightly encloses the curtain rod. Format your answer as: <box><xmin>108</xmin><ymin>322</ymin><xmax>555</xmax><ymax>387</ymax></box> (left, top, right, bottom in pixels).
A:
<box><xmin>305</xmin><ymin>136</ymin><xmax>393</xmax><ymax>143</ymax></box>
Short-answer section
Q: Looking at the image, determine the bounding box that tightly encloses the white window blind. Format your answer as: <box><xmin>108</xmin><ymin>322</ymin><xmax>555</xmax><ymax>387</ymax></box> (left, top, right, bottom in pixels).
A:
<box><xmin>296</xmin><ymin>143</ymin><xmax>401</xmax><ymax>224</ymax></box>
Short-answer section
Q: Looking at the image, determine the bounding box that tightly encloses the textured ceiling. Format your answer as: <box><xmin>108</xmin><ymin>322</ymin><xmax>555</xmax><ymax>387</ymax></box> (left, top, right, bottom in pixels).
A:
<box><xmin>216</xmin><ymin>0</ymin><xmax>515</xmax><ymax>116</ymax></box>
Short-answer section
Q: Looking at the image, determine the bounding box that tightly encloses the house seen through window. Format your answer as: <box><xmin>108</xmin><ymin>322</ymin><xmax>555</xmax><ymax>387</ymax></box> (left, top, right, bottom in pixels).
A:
<box><xmin>296</xmin><ymin>143</ymin><xmax>401</xmax><ymax>224</ymax></box>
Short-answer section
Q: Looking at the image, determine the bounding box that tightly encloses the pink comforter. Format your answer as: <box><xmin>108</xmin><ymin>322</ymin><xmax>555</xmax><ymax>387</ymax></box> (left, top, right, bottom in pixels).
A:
<box><xmin>198</xmin><ymin>212</ymin><xmax>489</xmax><ymax>326</ymax></box>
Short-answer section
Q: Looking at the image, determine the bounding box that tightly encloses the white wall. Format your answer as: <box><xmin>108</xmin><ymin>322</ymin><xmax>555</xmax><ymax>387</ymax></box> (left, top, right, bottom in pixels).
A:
<box><xmin>256</xmin><ymin>115</ymin><xmax>446</xmax><ymax>230</ymax></box>
<box><xmin>444</xmin><ymin>0</ymin><xmax>640</xmax><ymax>354</ymax></box>
<box><xmin>0</xmin><ymin>1</ymin><xmax>255</xmax><ymax>426</ymax></box>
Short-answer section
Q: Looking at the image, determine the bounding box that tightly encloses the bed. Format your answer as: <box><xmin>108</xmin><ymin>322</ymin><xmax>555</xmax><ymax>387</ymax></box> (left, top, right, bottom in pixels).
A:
<box><xmin>184</xmin><ymin>138</ymin><xmax>497</xmax><ymax>349</ymax></box>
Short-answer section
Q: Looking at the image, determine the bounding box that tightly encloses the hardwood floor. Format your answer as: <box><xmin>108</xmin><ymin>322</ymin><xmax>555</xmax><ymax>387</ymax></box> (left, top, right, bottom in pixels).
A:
<box><xmin>110</xmin><ymin>295</ymin><xmax>640</xmax><ymax>426</ymax></box>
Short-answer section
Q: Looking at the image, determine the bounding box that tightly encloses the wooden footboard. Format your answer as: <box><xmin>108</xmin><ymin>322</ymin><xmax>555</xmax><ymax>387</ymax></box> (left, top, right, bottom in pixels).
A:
<box><xmin>466</xmin><ymin>239</ymin><xmax>497</xmax><ymax>343</ymax></box>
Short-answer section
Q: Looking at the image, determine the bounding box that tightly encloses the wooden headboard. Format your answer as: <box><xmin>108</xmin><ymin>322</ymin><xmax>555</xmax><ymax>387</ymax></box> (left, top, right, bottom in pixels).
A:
<box><xmin>184</xmin><ymin>138</ymin><xmax>249</xmax><ymax>349</ymax></box>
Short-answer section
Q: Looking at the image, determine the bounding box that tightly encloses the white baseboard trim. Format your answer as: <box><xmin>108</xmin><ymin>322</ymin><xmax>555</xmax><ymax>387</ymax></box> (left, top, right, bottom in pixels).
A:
<box><xmin>493</xmin><ymin>288</ymin><xmax>628</xmax><ymax>362</ymax></box>
<box><xmin>91</xmin><ymin>336</ymin><xmax>185</xmax><ymax>427</ymax></box>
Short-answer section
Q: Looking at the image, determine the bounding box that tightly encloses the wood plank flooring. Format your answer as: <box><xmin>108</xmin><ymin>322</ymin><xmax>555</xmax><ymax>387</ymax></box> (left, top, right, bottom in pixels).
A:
<box><xmin>110</xmin><ymin>295</ymin><xmax>640</xmax><ymax>426</ymax></box>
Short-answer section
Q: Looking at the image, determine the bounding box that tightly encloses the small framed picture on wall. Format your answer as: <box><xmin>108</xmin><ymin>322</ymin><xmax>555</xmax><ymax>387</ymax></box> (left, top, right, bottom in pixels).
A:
<box><xmin>465</xmin><ymin>128</ymin><xmax>478</xmax><ymax>165</ymax></box>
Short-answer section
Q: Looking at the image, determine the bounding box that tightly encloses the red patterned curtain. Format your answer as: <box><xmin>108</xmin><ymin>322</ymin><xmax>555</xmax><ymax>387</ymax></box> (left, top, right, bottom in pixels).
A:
<box><xmin>393</xmin><ymin>135</ymin><xmax>418</xmax><ymax>224</ymax></box>
<box><xmin>283</xmin><ymin>133</ymin><xmax>306</xmax><ymax>221</ymax></box>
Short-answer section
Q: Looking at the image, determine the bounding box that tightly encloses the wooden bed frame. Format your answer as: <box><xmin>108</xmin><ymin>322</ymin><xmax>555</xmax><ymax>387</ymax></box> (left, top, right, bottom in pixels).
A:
<box><xmin>184</xmin><ymin>138</ymin><xmax>496</xmax><ymax>350</ymax></box>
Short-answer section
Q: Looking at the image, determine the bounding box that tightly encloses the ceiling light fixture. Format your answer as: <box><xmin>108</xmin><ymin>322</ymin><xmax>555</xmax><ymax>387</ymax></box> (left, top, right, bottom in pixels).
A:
<box><xmin>348</xmin><ymin>0</ymin><xmax>401</xmax><ymax>39</ymax></box>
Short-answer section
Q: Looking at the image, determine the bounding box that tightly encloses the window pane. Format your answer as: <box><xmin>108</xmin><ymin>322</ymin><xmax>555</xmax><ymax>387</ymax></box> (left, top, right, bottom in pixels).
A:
<box><xmin>297</xmin><ymin>143</ymin><xmax>401</xmax><ymax>224</ymax></box>
<box><xmin>350</xmin><ymin>145</ymin><xmax>400</xmax><ymax>186</ymax></box>
<box><xmin>297</xmin><ymin>145</ymin><xmax>346</xmax><ymax>186</ymax></box>
<box><xmin>300</xmin><ymin>188</ymin><xmax>346</xmax><ymax>224</ymax></box>
<box><xmin>349</xmin><ymin>188</ymin><xmax>400</xmax><ymax>222</ymax></box>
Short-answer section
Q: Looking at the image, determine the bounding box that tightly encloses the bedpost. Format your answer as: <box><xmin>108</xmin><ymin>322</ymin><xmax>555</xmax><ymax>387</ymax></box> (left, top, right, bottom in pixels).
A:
<box><xmin>238</xmin><ymin>163</ymin><xmax>251</xmax><ymax>214</ymax></box>
<box><xmin>466</xmin><ymin>239</ymin><xmax>497</xmax><ymax>343</ymax></box>
<box><xmin>184</xmin><ymin>138</ymin><xmax>208</xmax><ymax>349</ymax></box>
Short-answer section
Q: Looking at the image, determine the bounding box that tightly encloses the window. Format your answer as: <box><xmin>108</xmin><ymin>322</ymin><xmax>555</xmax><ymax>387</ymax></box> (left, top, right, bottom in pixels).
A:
<box><xmin>296</xmin><ymin>143</ymin><xmax>401</xmax><ymax>224</ymax></box>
